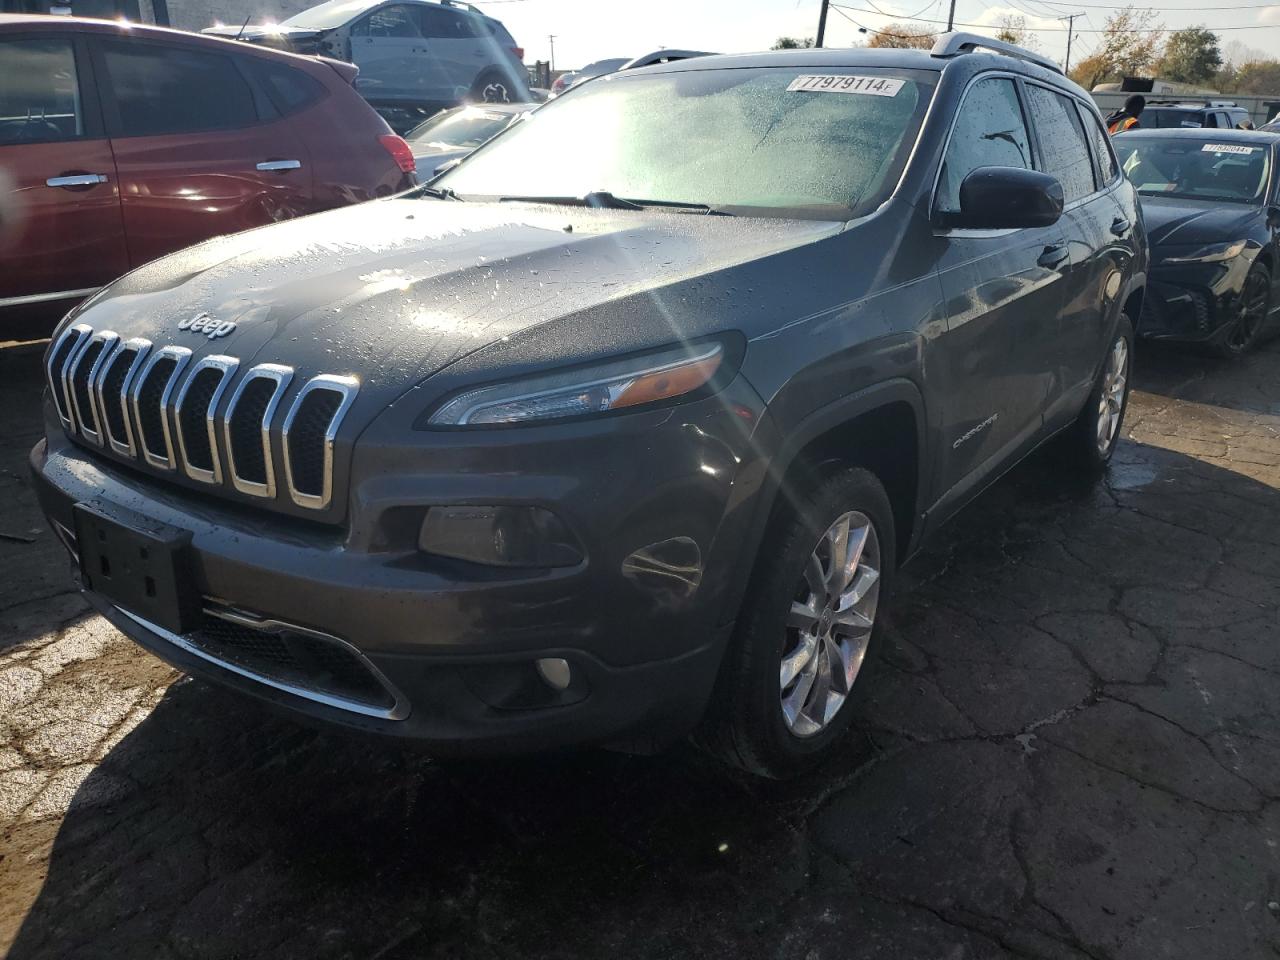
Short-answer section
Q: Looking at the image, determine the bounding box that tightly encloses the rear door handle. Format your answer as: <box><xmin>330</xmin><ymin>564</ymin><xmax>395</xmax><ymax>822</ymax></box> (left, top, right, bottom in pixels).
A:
<box><xmin>46</xmin><ymin>173</ymin><xmax>108</xmax><ymax>188</ymax></box>
<box><xmin>1037</xmin><ymin>243</ymin><xmax>1068</xmax><ymax>268</ymax></box>
<box><xmin>1111</xmin><ymin>217</ymin><xmax>1131</xmax><ymax>236</ymax></box>
<box><xmin>256</xmin><ymin>160</ymin><xmax>302</xmax><ymax>172</ymax></box>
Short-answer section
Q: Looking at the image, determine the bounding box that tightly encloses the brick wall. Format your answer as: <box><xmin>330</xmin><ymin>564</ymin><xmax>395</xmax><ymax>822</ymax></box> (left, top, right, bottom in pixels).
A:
<box><xmin>159</xmin><ymin>0</ymin><xmax>314</xmax><ymax>32</ymax></box>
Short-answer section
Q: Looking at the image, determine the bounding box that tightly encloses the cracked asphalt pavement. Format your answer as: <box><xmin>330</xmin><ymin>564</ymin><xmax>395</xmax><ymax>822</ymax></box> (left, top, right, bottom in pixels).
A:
<box><xmin>2</xmin><ymin>338</ymin><xmax>1280</xmax><ymax>960</ymax></box>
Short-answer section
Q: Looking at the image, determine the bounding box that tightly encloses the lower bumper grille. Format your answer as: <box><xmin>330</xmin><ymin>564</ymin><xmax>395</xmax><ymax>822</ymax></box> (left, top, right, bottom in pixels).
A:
<box><xmin>116</xmin><ymin>605</ymin><xmax>407</xmax><ymax>720</ymax></box>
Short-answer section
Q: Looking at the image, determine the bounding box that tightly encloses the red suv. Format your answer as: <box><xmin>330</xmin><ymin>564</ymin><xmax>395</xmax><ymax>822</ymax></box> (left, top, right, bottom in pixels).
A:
<box><xmin>0</xmin><ymin>15</ymin><xmax>416</xmax><ymax>338</ymax></box>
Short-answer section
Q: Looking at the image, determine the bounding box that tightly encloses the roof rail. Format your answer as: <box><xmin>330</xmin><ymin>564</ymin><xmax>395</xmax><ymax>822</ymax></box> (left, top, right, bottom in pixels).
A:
<box><xmin>931</xmin><ymin>31</ymin><xmax>1063</xmax><ymax>75</ymax></box>
<box><xmin>620</xmin><ymin>49</ymin><xmax>716</xmax><ymax>70</ymax></box>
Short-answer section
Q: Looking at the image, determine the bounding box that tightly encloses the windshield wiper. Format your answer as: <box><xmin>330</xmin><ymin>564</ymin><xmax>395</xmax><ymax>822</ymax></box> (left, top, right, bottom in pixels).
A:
<box><xmin>497</xmin><ymin>191</ymin><xmax>733</xmax><ymax>215</ymax></box>
<box><xmin>418</xmin><ymin>185</ymin><xmax>463</xmax><ymax>201</ymax></box>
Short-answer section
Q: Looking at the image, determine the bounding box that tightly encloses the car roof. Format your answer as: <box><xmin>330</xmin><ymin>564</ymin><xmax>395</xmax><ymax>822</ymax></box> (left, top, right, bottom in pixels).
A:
<box><xmin>635</xmin><ymin>46</ymin><xmax>943</xmax><ymax>74</ymax></box>
<box><xmin>0</xmin><ymin>13</ymin><xmax>337</xmax><ymax>64</ymax></box>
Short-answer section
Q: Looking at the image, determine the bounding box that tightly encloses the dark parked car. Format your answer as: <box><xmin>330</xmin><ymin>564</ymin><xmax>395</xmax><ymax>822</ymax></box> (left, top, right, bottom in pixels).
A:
<box><xmin>404</xmin><ymin>101</ymin><xmax>526</xmax><ymax>172</ymax></box>
<box><xmin>1137</xmin><ymin>100</ymin><xmax>1251</xmax><ymax>130</ymax></box>
<box><xmin>1116</xmin><ymin>128</ymin><xmax>1280</xmax><ymax>355</ymax></box>
<box><xmin>0</xmin><ymin>15</ymin><xmax>415</xmax><ymax>339</ymax></box>
<box><xmin>204</xmin><ymin>0</ymin><xmax>530</xmax><ymax>107</ymax></box>
<box><xmin>32</xmin><ymin>34</ymin><xmax>1144</xmax><ymax>778</ymax></box>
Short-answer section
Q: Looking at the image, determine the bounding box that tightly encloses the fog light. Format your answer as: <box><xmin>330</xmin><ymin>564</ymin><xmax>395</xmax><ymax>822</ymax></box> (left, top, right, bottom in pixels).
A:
<box><xmin>535</xmin><ymin>657</ymin><xmax>572</xmax><ymax>691</ymax></box>
<box><xmin>418</xmin><ymin>505</ymin><xmax>583</xmax><ymax>567</ymax></box>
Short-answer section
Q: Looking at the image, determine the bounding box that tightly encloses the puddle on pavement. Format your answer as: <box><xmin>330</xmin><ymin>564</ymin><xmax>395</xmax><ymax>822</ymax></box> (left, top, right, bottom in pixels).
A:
<box><xmin>1108</xmin><ymin>460</ymin><xmax>1160</xmax><ymax>490</ymax></box>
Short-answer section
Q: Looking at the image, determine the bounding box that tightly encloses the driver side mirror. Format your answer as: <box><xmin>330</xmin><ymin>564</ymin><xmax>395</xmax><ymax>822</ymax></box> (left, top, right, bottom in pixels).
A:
<box><xmin>940</xmin><ymin>166</ymin><xmax>1065</xmax><ymax>230</ymax></box>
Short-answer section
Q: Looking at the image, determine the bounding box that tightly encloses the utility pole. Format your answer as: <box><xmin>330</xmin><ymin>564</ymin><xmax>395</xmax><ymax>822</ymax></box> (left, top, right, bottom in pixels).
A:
<box><xmin>816</xmin><ymin>0</ymin><xmax>829</xmax><ymax>47</ymax></box>
<box><xmin>946</xmin><ymin>0</ymin><xmax>956</xmax><ymax>31</ymax></box>
<box><xmin>1057</xmin><ymin>13</ymin><xmax>1083</xmax><ymax>73</ymax></box>
<box><xmin>548</xmin><ymin>34</ymin><xmax>556</xmax><ymax>72</ymax></box>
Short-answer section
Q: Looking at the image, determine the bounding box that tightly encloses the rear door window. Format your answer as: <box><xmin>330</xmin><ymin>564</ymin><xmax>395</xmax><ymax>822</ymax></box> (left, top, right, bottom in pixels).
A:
<box><xmin>1078</xmin><ymin>103</ymin><xmax>1118</xmax><ymax>187</ymax></box>
<box><xmin>99</xmin><ymin>40</ymin><xmax>259</xmax><ymax>137</ymax></box>
<box><xmin>351</xmin><ymin>5</ymin><xmax>423</xmax><ymax>38</ymax></box>
<box><xmin>0</xmin><ymin>36</ymin><xmax>84</xmax><ymax>144</ymax></box>
<box><xmin>936</xmin><ymin>76</ymin><xmax>1032</xmax><ymax>214</ymax></box>
<box><xmin>252</xmin><ymin>59</ymin><xmax>326</xmax><ymax>115</ymax></box>
<box><xmin>1025</xmin><ymin>84</ymin><xmax>1096</xmax><ymax>203</ymax></box>
<box><xmin>419</xmin><ymin>6</ymin><xmax>481</xmax><ymax>37</ymax></box>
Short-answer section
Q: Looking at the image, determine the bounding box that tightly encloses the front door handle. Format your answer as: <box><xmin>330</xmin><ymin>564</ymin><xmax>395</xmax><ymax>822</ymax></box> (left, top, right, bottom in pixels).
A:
<box><xmin>1037</xmin><ymin>243</ymin><xmax>1069</xmax><ymax>269</ymax></box>
<box><xmin>46</xmin><ymin>173</ymin><xmax>108</xmax><ymax>188</ymax></box>
<box><xmin>256</xmin><ymin>160</ymin><xmax>302</xmax><ymax>172</ymax></box>
<box><xmin>1110</xmin><ymin>217</ymin><xmax>1131</xmax><ymax>236</ymax></box>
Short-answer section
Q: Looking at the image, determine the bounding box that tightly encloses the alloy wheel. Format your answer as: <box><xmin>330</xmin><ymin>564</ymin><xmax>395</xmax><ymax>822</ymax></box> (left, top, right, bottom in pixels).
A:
<box><xmin>779</xmin><ymin>511</ymin><xmax>881</xmax><ymax>738</ymax></box>
<box><xmin>1096</xmin><ymin>336</ymin><xmax>1128</xmax><ymax>455</ymax></box>
<box><xmin>1227</xmin><ymin>269</ymin><xmax>1268</xmax><ymax>353</ymax></box>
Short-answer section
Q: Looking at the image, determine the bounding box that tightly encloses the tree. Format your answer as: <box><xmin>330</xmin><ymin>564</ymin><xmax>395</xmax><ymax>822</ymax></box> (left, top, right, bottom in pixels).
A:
<box><xmin>865</xmin><ymin>22</ymin><xmax>934</xmax><ymax>50</ymax></box>
<box><xmin>772</xmin><ymin>36</ymin><xmax>815</xmax><ymax>50</ymax></box>
<box><xmin>1232</xmin><ymin>59</ymin><xmax>1280</xmax><ymax>94</ymax></box>
<box><xmin>1067</xmin><ymin>6</ymin><xmax>1163</xmax><ymax>90</ymax></box>
<box><xmin>994</xmin><ymin>14</ymin><xmax>1038</xmax><ymax>51</ymax></box>
<box><xmin>1156</xmin><ymin>27</ymin><xmax>1222</xmax><ymax>85</ymax></box>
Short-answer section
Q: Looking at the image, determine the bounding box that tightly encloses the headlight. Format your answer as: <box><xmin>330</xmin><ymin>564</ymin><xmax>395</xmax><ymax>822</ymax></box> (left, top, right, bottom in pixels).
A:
<box><xmin>1161</xmin><ymin>239</ymin><xmax>1248</xmax><ymax>264</ymax></box>
<box><xmin>427</xmin><ymin>341</ymin><xmax>726</xmax><ymax>427</ymax></box>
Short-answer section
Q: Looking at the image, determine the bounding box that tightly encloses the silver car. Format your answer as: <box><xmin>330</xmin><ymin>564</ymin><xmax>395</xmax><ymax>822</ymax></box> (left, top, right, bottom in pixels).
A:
<box><xmin>204</xmin><ymin>0</ymin><xmax>529</xmax><ymax>106</ymax></box>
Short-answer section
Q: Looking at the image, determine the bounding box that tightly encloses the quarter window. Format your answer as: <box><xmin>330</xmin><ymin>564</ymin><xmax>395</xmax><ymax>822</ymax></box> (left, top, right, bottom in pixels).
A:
<box><xmin>0</xmin><ymin>37</ymin><xmax>83</xmax><ymax>145</ymax></box>
<box><xmin>1025</xmin><ymin>85</ymin><xmax>1095</xmax><ymax>203</ymax></box>
<box><xmin>100</xmin><ymin>41</ymin><xmax>258</xmax><ymax>137</ymax></box>
<box><xmin>936</xmin><ymin>76</ymin><xmax>1032</xmax><ymax>214</ymax></box>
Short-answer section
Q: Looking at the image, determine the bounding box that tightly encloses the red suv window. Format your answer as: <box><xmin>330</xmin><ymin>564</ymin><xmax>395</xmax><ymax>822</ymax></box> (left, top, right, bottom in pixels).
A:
<box><xmin>99</xmin><ymin>41</ymin><xmax>258</xmax><ymax>137</ymax></box>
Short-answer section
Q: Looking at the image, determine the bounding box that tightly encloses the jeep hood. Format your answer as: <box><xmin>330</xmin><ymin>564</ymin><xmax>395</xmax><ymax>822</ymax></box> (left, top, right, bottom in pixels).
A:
<box><xmin>67</xmin><ymin>198</ymin><xmax>841</xmax><ymax>408</ymax></box>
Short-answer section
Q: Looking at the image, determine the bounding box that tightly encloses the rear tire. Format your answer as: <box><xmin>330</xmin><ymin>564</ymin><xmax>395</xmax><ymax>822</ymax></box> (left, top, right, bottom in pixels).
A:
<box><xmin>1062</xmin><ymin>313</ymin><xmax>1133</xmax><ymax>475</ymax></box>
<box><xmin>468</xmin><ymin>70</ymin><xmax>515</xmax><ymax>104</ymax></box>
<box><xmin>1208</xmin><ymin>261</ymin><xmax>1269</xmax><ymax>358</ymax></box>
<box><xmin>697</xmin><ymin>467</ymin><xmax>896</xmax><ymax>779</ymax></box>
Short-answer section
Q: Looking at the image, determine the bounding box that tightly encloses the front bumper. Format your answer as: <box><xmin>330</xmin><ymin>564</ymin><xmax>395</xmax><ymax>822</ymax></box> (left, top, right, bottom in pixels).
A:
<box><xmin>30</xmin><ymin>377</ymin><xmax>766</xmax><ymax>753</ymax></box>
<box><xmin>1138</xmin><ymin>255</ymin><xmax>1250</xmax><ymax>343</ymax></box>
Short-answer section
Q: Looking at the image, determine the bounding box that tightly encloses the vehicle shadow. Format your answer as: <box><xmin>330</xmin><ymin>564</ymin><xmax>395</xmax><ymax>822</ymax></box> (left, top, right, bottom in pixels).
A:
<box><xmin>7</xmin><ymin>409</ymin><xmax>1280</xmax><ymax>958</ymax></box>
<box><xmin>1133</xmin><ymin>334</ymin><xmax>1280</xmax><ymax>418</ymax></box>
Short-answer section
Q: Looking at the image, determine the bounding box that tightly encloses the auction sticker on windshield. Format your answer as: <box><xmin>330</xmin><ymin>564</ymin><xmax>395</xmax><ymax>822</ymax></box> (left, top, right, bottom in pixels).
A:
<box><xmin>1202</xmin><ymin>143</ymin><xmax>1256</xmax><ymax>155</ymax></box>
<box><xmin>786</xmin><ymin>75</ymin><xmax>905</xmax><ymax>96</ymax></box>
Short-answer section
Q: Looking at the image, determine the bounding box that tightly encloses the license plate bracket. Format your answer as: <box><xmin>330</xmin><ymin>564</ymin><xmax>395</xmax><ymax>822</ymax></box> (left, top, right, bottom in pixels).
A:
<box><xmin>72</xmin><ymin>502</ymin><xmax>199</xmax><ymax>635</ymax></box>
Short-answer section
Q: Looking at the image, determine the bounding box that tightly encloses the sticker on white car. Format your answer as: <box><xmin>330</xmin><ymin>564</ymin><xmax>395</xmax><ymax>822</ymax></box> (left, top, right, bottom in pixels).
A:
<box><xmin>786</xmin><ymin>75</ymin><xmax>905</xmax><ymax>96</ymax></box>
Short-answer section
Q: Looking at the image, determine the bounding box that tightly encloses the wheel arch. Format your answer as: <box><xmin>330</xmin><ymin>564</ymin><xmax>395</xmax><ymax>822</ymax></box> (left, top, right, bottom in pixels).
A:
<box><xmin>715</xmin><ymin>378</ymin><xmax>928</xmax><ymax>627</ymax></box>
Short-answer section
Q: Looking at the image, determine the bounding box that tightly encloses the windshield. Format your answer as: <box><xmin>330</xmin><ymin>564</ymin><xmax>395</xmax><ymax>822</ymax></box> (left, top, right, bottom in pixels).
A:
<box><xmin>407</xmin><ymin>107</ymin><xmax>518</xmax><ymax>149</ymax></box>
<box><xmin>281</xmin><ymin>0</ymin><xmax>371</xmax><ymax>30</ymax></box>
<box><xmin>1117</xmin><ymin>138</ymin><xmax>1270</xmax><ymax>203</ymax></box>
<box><xmin>436</xmin><ymin>67</ymin><xmax>935</xmax><ymax>218</ymax></box>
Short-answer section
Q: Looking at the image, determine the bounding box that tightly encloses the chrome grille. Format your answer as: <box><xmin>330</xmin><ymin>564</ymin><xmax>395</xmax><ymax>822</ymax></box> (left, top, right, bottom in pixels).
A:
<box><xmin>46</xmin><ymin>324</ymin><xmax>358</xmax><ymax>513</ymax></box>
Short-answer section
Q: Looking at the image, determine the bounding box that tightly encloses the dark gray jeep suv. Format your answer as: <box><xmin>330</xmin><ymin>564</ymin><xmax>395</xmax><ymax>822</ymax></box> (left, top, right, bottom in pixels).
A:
<box><xmin>31</xmin><ymin>34</ymin><xmax>1146</xmax><ymax>777</ymax></box>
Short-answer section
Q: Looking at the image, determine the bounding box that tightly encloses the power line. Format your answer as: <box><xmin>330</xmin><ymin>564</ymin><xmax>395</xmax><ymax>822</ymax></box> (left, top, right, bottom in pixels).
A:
<box><xmin>1058</xmin><ymin>12</ymin><xmax>1084</xmax><ymax>70</ymax></box>
<box><xmin>830</xmin><ymin>3</ymin><xmax>1280</xmax><ymax>29</ymax></box>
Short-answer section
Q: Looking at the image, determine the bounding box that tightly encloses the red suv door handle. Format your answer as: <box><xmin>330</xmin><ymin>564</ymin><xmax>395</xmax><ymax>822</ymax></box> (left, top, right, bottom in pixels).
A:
<box><xmin>256</xmin><ymin>160</ymin><xmax>302</xmax><ymax>173</ymax></box>
<box><xmin>46</xmin><ymin>173</ymin><xmax>108</xmax><ymax>189</ymax></box>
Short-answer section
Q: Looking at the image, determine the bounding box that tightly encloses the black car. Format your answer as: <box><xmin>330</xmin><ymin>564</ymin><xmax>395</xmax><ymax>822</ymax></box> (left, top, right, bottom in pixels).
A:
<box><xmin>1116</xmin><ymin>128</ymin><xmax>1280</xmax><ymax>355</ymax></box>
<box><xmin>1138</xmin><ymin>100</ymin><xmax>1251</xmax><ymax>131</ymax></box>
<box><xmin>31</xmin><ymin>34</ymin><xmax>1145</xmax><ymax>778</ymax></box>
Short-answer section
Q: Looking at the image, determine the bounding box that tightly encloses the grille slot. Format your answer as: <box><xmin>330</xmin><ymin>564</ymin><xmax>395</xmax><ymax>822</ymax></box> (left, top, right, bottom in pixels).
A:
<box><xmin>131</xmin><ymin>346</ymin><xmax>192</xmax><ymax>470</ymax></box>
<box><xmin>69</xmin><ymin>332</ymin><xmax>118</xmax><ymax>446</ymax></box>
<box><xmin>224</xmin><ymin>364</ymin><xmax>293</xmax><ymax>498</ymax></box>
<box><xmin>188</xmin><ymin>611</ymin><xmax>399</xmax><ymax>714</ymax></box>
<box><xmin>95</xmin><ymin>338</ymin><xmax>151</xmax><ymax>457</ymax></box>
<box><xmin>47</xmin><ymin>325</ymin><xmax>91</xmax><ymax>427</ymax></box>
<box><xmin>174</xmin><ymin>355</ymin><xmax>238</xmax><ymax>483</ymax></box>
<box><xmin>282</xmin><ymin>375</ymin><xmax>359</xmax><ymax>510</ymax></box>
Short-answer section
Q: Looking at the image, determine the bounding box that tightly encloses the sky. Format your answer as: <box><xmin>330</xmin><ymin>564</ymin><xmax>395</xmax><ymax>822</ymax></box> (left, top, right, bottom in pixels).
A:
<box><xmin>482</xmin><ymin>0</ymin><xmax>1280</xmax><ymax>76</ymax></box>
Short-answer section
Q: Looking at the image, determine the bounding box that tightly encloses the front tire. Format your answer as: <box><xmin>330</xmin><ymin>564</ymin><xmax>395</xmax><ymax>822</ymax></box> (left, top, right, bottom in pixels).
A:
<box><xmin>1210</xmin><ymin>261</ymin><xmax>1269</xmax><ymax>358</ymax></box>
<box><xmin>1062</xmin><ymin>313</ymin><xmax>1133</xmax><ymax>475</ymax></box>
<box><xmin>698</xmin><ymin>467</ymin><xmax>896</xmax><ymax>779</ymax></box>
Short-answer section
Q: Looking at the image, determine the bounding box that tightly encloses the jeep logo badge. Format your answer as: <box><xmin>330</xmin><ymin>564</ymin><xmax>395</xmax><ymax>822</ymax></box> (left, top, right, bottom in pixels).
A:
<box><xmin>179</xmin><ymin>312</ymin><xmax>236</xmax><ymax>340</ymax></box>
